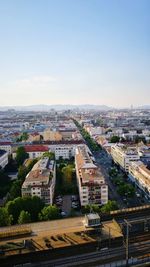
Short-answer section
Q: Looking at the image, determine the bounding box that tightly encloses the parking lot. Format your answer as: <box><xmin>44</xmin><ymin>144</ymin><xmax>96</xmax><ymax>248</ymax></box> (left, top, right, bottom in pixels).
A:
<box><xmin>54</xmin><ymin>194</ymin><xmax>80</xmax><ymax>217</ymax></box>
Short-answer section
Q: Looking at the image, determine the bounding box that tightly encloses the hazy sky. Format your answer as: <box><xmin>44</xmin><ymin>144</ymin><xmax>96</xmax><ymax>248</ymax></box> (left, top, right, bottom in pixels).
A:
<box><xmin>0</xmin><ymin>0</ymin><xmax>149</xmax><ymax>107</ymax></box>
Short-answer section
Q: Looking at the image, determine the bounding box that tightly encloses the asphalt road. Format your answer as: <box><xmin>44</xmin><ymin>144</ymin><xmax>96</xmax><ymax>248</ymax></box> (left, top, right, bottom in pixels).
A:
<box><xmin>62</xmin><ymin>195</ymin><xmax>72</xmax><ymax>214</ymax></box>
<box><xmin>94</xmin><ymin>150</ymin><xmax>126</xmax><ymax>209</ymax></box>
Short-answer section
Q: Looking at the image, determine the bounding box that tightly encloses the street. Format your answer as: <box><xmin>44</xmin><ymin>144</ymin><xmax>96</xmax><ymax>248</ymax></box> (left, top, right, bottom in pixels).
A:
<box><xmin>94</xmin><ymin>150</ymin><xmax>126</xmax><ymax>209</ymax></box>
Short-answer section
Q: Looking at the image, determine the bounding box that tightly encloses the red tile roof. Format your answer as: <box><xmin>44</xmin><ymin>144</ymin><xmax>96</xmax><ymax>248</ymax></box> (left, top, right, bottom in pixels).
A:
<box><xmin>0</xmin><ymin>142</ymin><xmax>12</xmax><ymax>145</ymax></box>
<box><xmin>24</xmin><ymin>145</ymin><xmax>49</xmax><ymax>152</ymax></box>
<box><xmin>30</xmin><ymin>132</ymin><xmax>40</xmax><ymax>137</ymax></box>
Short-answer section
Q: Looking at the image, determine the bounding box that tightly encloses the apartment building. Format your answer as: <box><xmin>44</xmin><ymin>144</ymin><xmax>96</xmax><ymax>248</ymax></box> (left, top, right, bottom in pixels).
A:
<box><xmin>28</xmin><ymin>132</ymin><xmax>41</xmax><ymax>142</ymax></box>
<box><xmin>75</xmin><ymin>145</ymin><xmax>108</xmax><ymax>206</ymax></box>
<box><xmin>88</xmin><ymin>127</ymin><xmax>104</xmax><ymax>138</ymax></box>
<box><xmin>0</xmin><ymin>142</ymin><xmax>12</xmax><ymax>155</ymax></box>
<box><xmin>0</xmin><ymin>149</ymin><xmax>8</xmax><ymax>169</ymax></box>
<box><xmin>22</xmin><ymin>157</ymin><xmax>56</xmax><ymax>205</ymax></box>
<box><xmin>59</xmin><ymin>129</ymin><xmax>74</xmax><ymax>140</ymax></box>
<box><xmin>128</xmin><ymin>161</ymin><xmax>150</xmax><ymax>200</ymax></box>
<box><xmin>43</xmin><ymin>129</ymin><xmax>62</xmax><ymax>141</ymax></box>
<box><xmin>48</xmin><ymin>140</ymin><xmax>85</xmax><ymax>160</ymax></box>
<box><xmin>111</xmin><ymin>144</ymin><xmax>140</xmax><ymax>172</ymax></box>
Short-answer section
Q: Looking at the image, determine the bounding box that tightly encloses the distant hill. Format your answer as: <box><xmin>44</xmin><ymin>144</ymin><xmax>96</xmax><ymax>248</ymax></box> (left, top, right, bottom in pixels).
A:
<box><xmin>138</xmin><ymin>105</ymin><xmax>150</xmax><ymax>110</ymax></box>
<box><xmin>0</xmin><ymin>104</ymin><xmax>113</xmax><ymax>111</ymax></box>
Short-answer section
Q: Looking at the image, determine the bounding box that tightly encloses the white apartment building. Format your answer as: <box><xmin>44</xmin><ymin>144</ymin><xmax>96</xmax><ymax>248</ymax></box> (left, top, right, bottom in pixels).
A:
<box><xmin>75</xmin><ymin>145</ymin><xmax>108</xmax><ymax>206</ymax></box>
<box><xmin>88</xmin><ymin>127</ymin><xmax>104</xmax><ymax>137</ymax></box>
<box><xmin>48</xmin><ymin>141</ymin><xmax>84</xmax><ymax>160</ymax></box>
<box><xmin>0</xmin><ymin>142</ymin><xmax>12</xmax><ymax>155</ymax></box>
<box><xmin>49</xmin><ymin>144</ymin><xmax>75</xmax><ymax>160</ymax></box>
<box><xmin>128</xmin><ymin>161</ymin><xmax>150</xmax><ymax>200</ymax></box>
<box><xmin>13</xmin><ymin>145</ymin><xmax>49</xmax><ymax>159</ymax></box>
<box><xmin>111</xmin><ymin>144</ymin><xmax>140</xmax><ymax>172</ymax></box>
<box><xmin>22</xmin><ymin>157</ymin><xmax>56</xmax><ymax>205</ymax></box>
<box><xmin>0</xmin><ymin>150</ymin><xmax>8</xmax><ymax>169</ymax></box>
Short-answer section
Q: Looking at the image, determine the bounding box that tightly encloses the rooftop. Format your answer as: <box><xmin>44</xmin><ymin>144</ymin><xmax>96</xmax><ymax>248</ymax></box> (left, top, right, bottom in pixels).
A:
<box><xmin>24</xmin><ymin>145</ymin><xmax>49</xmax><ymax>152</ymax></box>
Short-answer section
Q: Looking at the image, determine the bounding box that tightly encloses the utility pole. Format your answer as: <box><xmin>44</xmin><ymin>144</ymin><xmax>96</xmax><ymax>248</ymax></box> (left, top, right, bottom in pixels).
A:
<box><xmin>109</xmin><ymin>227</ymin><xmax>111</xmax><ymax>247</ymax></box>
<box><xmin>124</xmin><ymin>219</ymin><xmax>131</xmax><ymax>267</ymax></box>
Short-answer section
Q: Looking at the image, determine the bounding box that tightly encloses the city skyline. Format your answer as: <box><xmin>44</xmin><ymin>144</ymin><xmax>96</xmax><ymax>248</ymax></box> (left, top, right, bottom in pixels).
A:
<box><xmin>0</xmin><ymin>0</ymin><xmax>149</xmax><ymax>107</ymax></box>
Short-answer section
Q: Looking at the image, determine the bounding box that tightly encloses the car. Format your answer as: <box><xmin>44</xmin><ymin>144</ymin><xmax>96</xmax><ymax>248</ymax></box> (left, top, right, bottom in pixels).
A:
<box><xmin>72</xmin><ymin>204</ymin><xmax>79</xmax><ymax>209</ymax></box>
<box><xmin>136</xmin><ymin>193</ymin><xmax>140</xmax><ymax>198</ymax></box>
<box><xmin>71</xmin><ymin>195</ymin><xmax>78</xmax><ymax>201</ymax></box>
<box><xmin>61</xmin><ymin>211</ymin><xmax>67</xmax><ymax>217</ymax></box>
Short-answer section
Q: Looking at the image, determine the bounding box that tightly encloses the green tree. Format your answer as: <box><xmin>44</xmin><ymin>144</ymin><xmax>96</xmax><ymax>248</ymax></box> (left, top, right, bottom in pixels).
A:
<box><xmin>8</xmin><ymin>179</ymin><xmax>22</xmax><ymax>200</ymax></box>
<box><xmin>0</xmin><ymin>170</ymin><xmax>12</xmax><ymax>198</ymax></box>
<box><xmin>62</xmin><ymin>165</ymin><xmax>74</xmax><ymax>183</ymax></box>
<box><xmin>16</xmin><ymin>147</ymin><xmax>29</xmax><ymax>166</ymax></box>
<box><xmin>18</xmin><ymin>210</ymin><xmax>31</xmax><ymax>224</ymax></box>
<box><xmin>6</xmin><ymin>196</ymin><xmax>44</xmax><ymax>224</ymax></box>
<box><xmin>110</xmin><ymin>136</ymin><xmax>120</xmax><ymax>143</ymax></box>
<box><xmin>82</xmin><ymin>204</ymin><xmax>101</xmax><ymax>214</ymax></box>
<box><xmin>26</xmin><ymin>159</ymin><xmax>38</xmax><ymax>172</ymax></box>
<box><xmin>101</xmin><ymin>200</ymin><xmax>118</xmax><ymax>213</ymax></box>
<box><xmin>6</xmin><ymin>197</ymin><xmax>24</xmax><ymax>224</ymax></box>
<box><xmin>17</xmin><ymin>165</ymin><xmax>28</xmax><ymax>180</ymax></box>
<box><xmin>21</xmin><ymin>132</ymin><xmax>29</xmax><ymax>141</ymax></box>
<box><xmin>42</xmin><ymin>152</ymin><xmax>55</xmax><ymax>160</ymax></box>
<box><xmin>0</xmin><ymin>207</ymin><xmax>12</xmax><ymax>226</ymax></box>
<box><xmin>117</xmin><ymin>184</ymin><xmax>135</xmax><ymax>197</ymax></box>
<box><xmin>39</xmin><ymin>205</ymin><xmax>60</xmax><ymax>221</ymax></box>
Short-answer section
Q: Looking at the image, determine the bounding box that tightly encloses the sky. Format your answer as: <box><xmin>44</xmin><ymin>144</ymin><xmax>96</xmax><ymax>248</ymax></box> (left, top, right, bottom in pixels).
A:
<box><xmin>0</xmin><ymin>0</ymin><xmax>149</xmax><ymax>108</ymax></box>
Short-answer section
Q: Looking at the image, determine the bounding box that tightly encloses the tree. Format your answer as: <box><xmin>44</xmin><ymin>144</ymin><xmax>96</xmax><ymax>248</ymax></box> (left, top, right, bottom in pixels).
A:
<box><xmin>6</xmin><ymin>197</ymin><xmax>24</xmax><ymax>224</ymax></box>
<box><xmin>39</xmin><ymin>205</ymin><xmax>60</xmax><ymax>221</ymax></box>
<box><xmin>16</xmin><ymin>147</ymin><xmax>29</xmax><ymax>166</ymax></box>
<box><xmin>42</xmin><ymin>152</ymin><xmax>55</xmax><ymax>160</ymax></box>
<box><xmin>117</xmin><ymin>184</ymin><xmax>135</xmax><ymax>197</ymax></box>
<box><xmin>6</xmin><ymin>196</ymin><xmax>44</xmax><ymax>224</ymax></box>
<box><xmin>26</xmin><ymin>159</ymin><xmax>38</xmax><ymax>172</ymax></box>
<box><xmin>101</xmin><ymin>200</ymin><xmax>118</xmax><ymax>213</ymax></box>
<box><xmin>0</xmin><ymin>170</ymin><xmax>12</xmax><ymax>198</ymax></box>
<box><xmin>0</xmin><ymin>207</ymin><xmax>12</xmax><ymax>226</ymax></box>
<box><xmin>110</xmin><ymin>136</ymin><xmax>120</xmax><ymax>143</ymax></box>
<box><xmin>82</xmin><ymin>204</ymin><xmax>101</xmax><ymax>214</ymax></box>
<box><xmin>18</xmin><ymin>210</ymin><xmax>31</xmax><ymax>224</ymax></box>
<box><xmin>17</xmin><ymin>165</ymin><xmax>28</xmax><ymax>180</ymax></box>
<box><xmin>8</xmin><ymin>179</ymin><xmax>22</xmax><ymax>200</ymax></box>
<box><xmin>21</xmin><ymin>132</ymin><xmax>29</xmax><ymax>141</ymax></box>
<box><xmin>62</xmin><ymin>165</ymin><xmax>73</xmax><ymax>183</ymax></box>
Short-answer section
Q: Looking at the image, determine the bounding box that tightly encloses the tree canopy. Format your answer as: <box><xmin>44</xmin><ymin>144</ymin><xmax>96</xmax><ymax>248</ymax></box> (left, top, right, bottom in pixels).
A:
<box><xmin>18</xmin><ymin>210</ymin><xmax>31</xmax><ymax>224</ymax></box>
<box><xmin>6</xmin><ymin>196</ymin><xmax>44</xmax><ymax>224</ymax></box>
<box><xmin>101</xmin><ymin>200</ymin><xmax>118</xmax><ymax>213</ymax></box>
<box><xmin>16</xmin><ymin>146</ymin><xmax>29</xmax><ymax>166</ymax></box>
<box><xmin>110</xmin><ymin>136</ymin><xmax>120</xmax><ymax>143</ymax></box>
<box><xmin>39</xmin><ymin>205</ymin><xmax>60</xmax><ymax>221</ymax></box>
<box><xmin>0</xmin><ymin>207</ymin><xmax>12</xmax><ymax>226</ymax></box>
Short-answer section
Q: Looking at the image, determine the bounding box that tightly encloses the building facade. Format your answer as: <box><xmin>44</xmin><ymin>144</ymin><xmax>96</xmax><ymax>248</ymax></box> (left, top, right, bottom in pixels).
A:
<box><xmin>0</xmin><ymin>150</ymin><xmax>8</xmax><ymax>169</ymax></box>
<box><xmin>128</xmin><ymin>161</ymin><xmax>150</xmax><ymax>200</ymax></box>
<box><xmin>22</xmin><ymin>157</ymin><xmax>56</xmax><ymax>205</ymax></box>
<box><xmin>111</xmin><ymin>144</ymin><xmax>140</xmax><ymax>172</ymax></box>
<box><xmin>75</xmin><ymin>145</ymin><xmax>108</xmax><ymax>206</ymax></box>
<box><xmin>0</xmin><ymin>142</ymin><xmax>12</xmax><ymax>155</ymax></box>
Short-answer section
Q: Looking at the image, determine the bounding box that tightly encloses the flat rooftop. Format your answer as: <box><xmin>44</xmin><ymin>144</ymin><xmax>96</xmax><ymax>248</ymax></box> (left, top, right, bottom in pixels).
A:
<box><xmin>0</xmin><ymin>217</ymin><xmax>123</xmax><ymax>257</ymax></box>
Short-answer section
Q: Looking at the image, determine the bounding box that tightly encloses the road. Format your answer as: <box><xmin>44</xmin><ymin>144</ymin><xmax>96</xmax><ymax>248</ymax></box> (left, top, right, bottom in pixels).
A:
<box><xmin>94</xmin><ymin>150</ymin><xmax>125</xmax><ymax>209</ymax></box>
<box><xmin>62</xmin><ymin>195</ymin><xmax>72</xmax><ymax>214</ymax></box>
